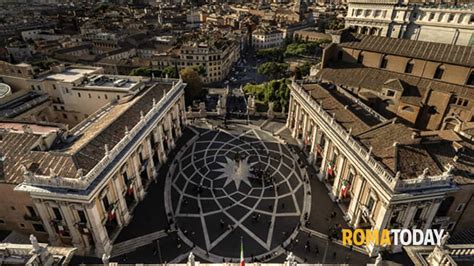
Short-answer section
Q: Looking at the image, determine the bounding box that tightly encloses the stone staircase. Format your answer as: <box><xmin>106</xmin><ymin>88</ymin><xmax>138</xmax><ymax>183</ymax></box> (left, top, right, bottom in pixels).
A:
<box><xmin>111</xmin><ymin>230</ymin><xmax>168</xmax><ymax>257</ymax></box>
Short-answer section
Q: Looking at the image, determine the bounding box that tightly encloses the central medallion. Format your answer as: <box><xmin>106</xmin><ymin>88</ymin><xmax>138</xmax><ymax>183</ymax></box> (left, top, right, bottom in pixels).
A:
<box><xmin>215</xmin><ymin>152</ymin><xmax>255</xmax><ymax>189</ymax></box>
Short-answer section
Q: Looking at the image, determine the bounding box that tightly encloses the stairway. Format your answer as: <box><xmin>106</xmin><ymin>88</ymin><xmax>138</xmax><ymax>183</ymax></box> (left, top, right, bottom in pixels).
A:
<box><xmin>111</xmin><ymin>230</ymin><xmax>168</xmax><ymax>257</ymax></box>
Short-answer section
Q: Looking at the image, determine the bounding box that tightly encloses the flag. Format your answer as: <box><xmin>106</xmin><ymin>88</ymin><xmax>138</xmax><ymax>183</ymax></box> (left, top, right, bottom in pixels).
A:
<box><xmin>327</xmin><ymin>162</ymin><xmax>334</xmax><ymax>177</ymax></box>
<box><xmin>341</xmin><ymin>179</ymin><xmax>351</xmax><ymax>198</ymax></box>
<box><xmin>240</xmin><ymin>237</ymin><xmax>245</xmax><ymax>266</ymax></box>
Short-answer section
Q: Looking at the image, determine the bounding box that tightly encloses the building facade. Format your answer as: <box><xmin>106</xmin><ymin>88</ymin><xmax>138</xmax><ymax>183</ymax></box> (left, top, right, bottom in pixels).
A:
<box><xmin>2</xmin><ymin>78</ymin><xmax>187</xmax><ymax>257</ymax></box>
<box><xmin>286</xmin><ymin>79</ymin><xmax>469</xmax><ymax>256</ymax></box>
<box><xmin>318</xmin><ymin>32</ymin><xmax>473</xmax><ymax>131</ymax></box>
<box><xmin>252</xmin><ymin>27</ymin><xmax>285</xmax><ymax>50</ymax></box>
<box><xmin>345</xmin><ymin>0</ymin><xmax>474</xmax><ymax>46</ymax></box>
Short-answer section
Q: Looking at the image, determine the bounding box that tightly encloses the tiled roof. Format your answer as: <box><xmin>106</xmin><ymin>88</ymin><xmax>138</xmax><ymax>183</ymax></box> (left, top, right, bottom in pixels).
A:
<box><xmin>0</xmin><ymin>81</ymin><xmax>172</xmax><ymax>183</ymax></box>
<box><xmin>298</xmin><ymin>83</ymin><xmax>474</xmax><ymax>180</ymax></box>
<box><xmin>69</xmin><ymin>83</ymin><xmax>170</xmax><ymax>174</ymax></box>
<box><xmin>318</xmin><ymin>63</ymin><xmax>474</xmax><ymax>101</ymax></box>
<box><xmin>0</xmin><ymin>132</ymin><xmax>78</xmax><ymax>184</ymax></box>
<box><xmin>341</xmin><ymin>33</ymin><xmax>474</xmax><ymax>67</ymax></box>
<box><xmin>301</xmin><ymin>83</ymin><xmax>380</xmax><ymax>135</ymax></box>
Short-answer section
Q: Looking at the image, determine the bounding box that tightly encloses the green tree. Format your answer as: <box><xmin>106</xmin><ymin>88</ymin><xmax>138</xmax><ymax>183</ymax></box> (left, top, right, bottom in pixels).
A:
<box><xmin>257</xmin><ymin>62</ymin><xmax>289</xmax><ymax>79</ymax></box>
<box><xmin>162</xmin><ymin>65</ymin><xmax>179</xmax><ymax>78</ymax></box>
<box><xmin>180</xmin><ymin>67</ymin><xmax>203</xmax><ymax>104</ymax></box>
<box><xmin>192</xmin><ymin>65</ymin><xmax>206</xmax><ymax>76</ymax></box>
<box><xmin>294</xmin><ymin>61</ymin><xmax>312</xmax><ymax>79</ymax></box>
<box><xmin>129</xmin><ymin>67</ymin><xmax>151</xmax><ymax>76</ymax></box>
<box><xmin>256</xmin><ymin>48</ymin><xmax>284</xmax><ymax>62</ymax></box>
<box><xmin>244</xmin><ymin>79</ymin><xmax>290</xmax><ymax>112</ymax></box>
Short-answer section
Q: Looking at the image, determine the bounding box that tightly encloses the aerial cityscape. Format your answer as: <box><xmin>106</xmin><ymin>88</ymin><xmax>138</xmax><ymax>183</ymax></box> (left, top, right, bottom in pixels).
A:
<box><xmin>0</xmin><ymin>0</ymin><xmax>473</xmax><ymax>265</ymax></box>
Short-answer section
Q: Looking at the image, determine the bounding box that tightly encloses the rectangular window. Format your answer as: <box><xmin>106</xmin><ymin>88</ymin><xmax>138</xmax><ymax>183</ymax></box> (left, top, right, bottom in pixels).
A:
<box><xmin>447</xmin><ymin>222</ymin><xmax>455</xmax><ymax>231</ymax></box>
<box><xmin>467</xmin><ymin>72</ymin><xmax>474</xmax><ymax>86</ymax></box>
<box><xmin>367</xmin><ymin>196</ymin><xmax>375</xmax><ymax>214</ymax></box>
<box><xmin>381</xmin><ymin>57</ymin><xmax>388</xmax><ymax>69</ymax></box>
<box><xmin>102</xmin><ymin>196</ymin><xmax>110</xmax><ymax>212</ymax></box>
<box><xmin>434</xmin><ymin>67</ymin><xmax>444</xmax><ymax>79</ymax></box>
<box><xmin>455</xmin><ymin>203</ymin><xmax>465</xmax><ymax>212</ymax></box>
<box><xmin>33</xmin><ymin>223</ymin><xmax>45</xmax><ymax>232</ymax></box>
<box><xmin>52</xmin><ymin>207</ymin><xmax>62</xmax><ymax>220</ymax></box>
<box><xmin>78</xmin><ymin>92</ymin><xmax>81</xmax><ymax>98</ymax></box>
<box><xmin>357</xmin><ymin>54</ymin><xmax>364</xmax><ymax>64</ymax></box>
<box><xmin>26</xmin><ymin>206</ymin><xmax>37</xmax><ymax>217</ymax></box>
<box><xmin>386</xmin><ymin>90</ymin><xmax>395</xmax><ymax>97</ymax></box>
<box><xmin>405</xmin><ymin>62</ymin><xmax>414</xmax><ymax>74</ymax></box>
<box><xmin>78</xmin><ymin>210</ymin><xmax>87</xmax><ymax>223</ymax></box>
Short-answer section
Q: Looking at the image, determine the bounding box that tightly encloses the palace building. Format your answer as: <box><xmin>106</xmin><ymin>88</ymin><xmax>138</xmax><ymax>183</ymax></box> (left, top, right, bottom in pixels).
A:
<box><xmin>345</xmin><ymin>0</ymin><xmax>474</xmax><ymax>46</ymax></box>
<box><xmin>0</xmin><ymin>77</ymin><xmax>187</xmax><ymax>257</ymax></box>
<box><xmin>286</xmin><ymin>79</ymin><xmax>472</xmax><ymax>256</ymax></box>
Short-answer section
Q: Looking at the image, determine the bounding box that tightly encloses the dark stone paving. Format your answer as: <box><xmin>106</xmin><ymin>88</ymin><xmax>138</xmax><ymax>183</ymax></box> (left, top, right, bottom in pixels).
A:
<box><xmin>115</xmin><ymin>128</ymin><xmax>197</xmax><ymax>242</ymax></box>
<box><xmin>67</xmin><ymin>119</ymin><xmax>421</xmax><ymax>265</ymax></box>
<box><xmin>168</xmin><ymin>128</ymin><xmax>308</xmax><ymax>258</ymax></box>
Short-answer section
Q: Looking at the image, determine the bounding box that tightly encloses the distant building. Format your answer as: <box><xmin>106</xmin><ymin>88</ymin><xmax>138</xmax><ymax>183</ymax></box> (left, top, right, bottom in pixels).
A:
<box><xmin>345</xmin><ymin>0</ymin><xmax>474</xmax><ymax>46</ymax></box>
<box><xmin>318</xmin><ymin>32</ymin><xmax>473</xmax><ymax>131</ymax></box>
<box><xmin>252</xmin><ymin>27</ymin><xmax>285</xmax><ymax>50</ymax></box>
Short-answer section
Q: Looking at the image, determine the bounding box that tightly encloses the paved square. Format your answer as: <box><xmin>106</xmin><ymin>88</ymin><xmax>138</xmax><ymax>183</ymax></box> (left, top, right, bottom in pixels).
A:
<box><xmin>165</xmin><ymin>127</ymin><xmax>311</xmax><ymax>259</ymax></box>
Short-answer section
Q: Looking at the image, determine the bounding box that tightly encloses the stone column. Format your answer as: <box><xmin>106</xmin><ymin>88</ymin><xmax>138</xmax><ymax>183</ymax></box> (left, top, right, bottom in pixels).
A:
<box><xmin>308</xmin><ymin>125</ymin><xmax>318</xmax><ymax>163</ymax></box>
<box><xmin>59</xmin><ymin>203</ymin><xmax>85</xmax><ymax>251</ymax></box>
<box><xmin>423</xmin><ymin>200</ymin><xmax>442</xmax><ymax>231</ymax></box>
<box><xmin>145</xmin><ymin>137</ymin><xmax>157</xmax><ymax>180</ymax></box>
<box><xmin>33</xmin><ymin>199</ymin><xmax>59</xmax><ymax>245</ymax></box>
<box><xmin>286</xmin><ymin>96</ymin><xmax>294</xmax><ymax>128</ymax></box>
<box><xmin>331</xmin><ymin>156</ymin><xmax>345</xmax><ymax>198</ymax></box>
<box><xmin>130</xmin><ymin>154</ymin><xmax>146</xmax><ymax>200</ymax></box>
<box><xmin>112</xmin><ymin>176</ymin><xmax>131</xmax><ymax>225</ymax></box>
<box><xmin>86</xmin><ymin>203</ymin><xmax>112</xmax><ymax>257</ymax></box>
<box><xmin>292</xmin><ymin>104</ymin><xmax>300</xmax><ymax>138</ymax></box>
<box><xmin>402</xmin><ymin>205</ymin><xmax>417</xmax><ymax>229</ymax></box>
<box><xmin>318</xmin><ymin>140</ymin><xmax>330</xmax><ymax>181</ymax></box>
<box><xmin>348</xmin><ymin>177</ymin><xmax>364</xmax><ymax>224</ymax></box>
<box><xmin>368</xmin><ymin>203</ymin><xmax>390</xmax><ymax>257</ymax></box>
<box><xmin>158</xmin><ymin>125</ymin><xmax>167</xmax><ymax>163</ymax></box>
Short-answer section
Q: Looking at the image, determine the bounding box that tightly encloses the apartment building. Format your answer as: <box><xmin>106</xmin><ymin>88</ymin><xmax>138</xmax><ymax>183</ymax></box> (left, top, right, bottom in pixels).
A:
<box><xmin>345</xmin><ymin>0</ymin><xmax>474</xmax><ymax>46</ymax></box>
<box><xmin>2</xmin><ymin>78</ymin><xmax>186</xmax><ymax>257</ymax></box>
<box><xmin>318</xmin><ymin>31</ymin><xmax>473</xmax><ymax>131</ymax></box>
<box><xmin>287</xmin><ymin>79</ymin><xmax>472</xmax><ymax>256</ymax></box>
<box><xmin>0</xmin><ymin>61</ymin><xmax>149</xmax><ymax>127</ymax></box>
<box><xmin>252</xmin><ymin>27</ymin><xmax>285</xmax><ymax>50</ymax></box>
<box><xmin>153</xmin><ymin>40</ymin><xmax>240</xmax><ymax>84</ymax></box>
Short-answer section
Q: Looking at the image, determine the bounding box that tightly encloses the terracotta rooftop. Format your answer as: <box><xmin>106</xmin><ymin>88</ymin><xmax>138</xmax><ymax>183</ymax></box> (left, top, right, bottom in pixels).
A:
<box><xmin>318</xmin><ymin>63</ymin><xmax>474</xmax><ymax>105</ymax></box>
<box><xmin>0</xmin><ymin>81</ymin><xmax>173</xmax><ymax>184</ymax></box>
<box><xmin>298</xmin><ymin>82</ymin><xmax>473</xmax><ymax>181</ymax></box>
<box><xmin>341</xmin><ymin>33</ymin><xmax>474</xmax><ymax>67</ymax></box>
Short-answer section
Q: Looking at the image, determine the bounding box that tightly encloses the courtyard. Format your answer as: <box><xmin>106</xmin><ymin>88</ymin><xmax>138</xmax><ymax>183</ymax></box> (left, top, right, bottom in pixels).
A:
<box><xmin>83</xmin><ymin>118</ymin><xmax>377</xmax><ymax>264</ymax></box>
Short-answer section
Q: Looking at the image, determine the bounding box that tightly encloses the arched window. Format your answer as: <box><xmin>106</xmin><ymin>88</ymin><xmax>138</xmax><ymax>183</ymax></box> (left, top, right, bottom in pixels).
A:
<box><xmin>405</xmin><ymin>60</ymin><xmax>414</xmax><ymax>74</ymax></box>
<box><xmin>434</xmin><ymin>65</ymin><xmax>445</xmax><ymax>80</ymax></box>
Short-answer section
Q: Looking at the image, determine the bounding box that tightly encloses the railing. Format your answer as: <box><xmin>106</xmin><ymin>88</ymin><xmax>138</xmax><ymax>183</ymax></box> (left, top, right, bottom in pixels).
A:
<box><xmin>395</xmin><ymin>173</ymin><xmax>453</xmax><ymax>192</ymax></box>
<box><xmin>292</xmin><ymin>80</ymin><xmax>396</xmax><ymax>186</ymax></box>
<box><xmin>334</xmin><ymin>85</ymin><xmax>387</xmax><ymax>123</ymax></box>
<box><xmin>21</xmin><ymin>79</ymin><xmax>185</xmax><ymax>191</ymax></box>
<box><xmin>292</xmin><ymin>80</ymin><xmax>455</xmax><ymax>192</ymax></box>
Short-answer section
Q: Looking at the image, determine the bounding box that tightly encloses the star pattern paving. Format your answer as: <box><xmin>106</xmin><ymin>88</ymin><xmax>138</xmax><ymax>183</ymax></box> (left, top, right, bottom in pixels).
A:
<box><xmin>165</xmin><ymin>128</ymin><xmax>310</xmax><ymax>258</ymax></box>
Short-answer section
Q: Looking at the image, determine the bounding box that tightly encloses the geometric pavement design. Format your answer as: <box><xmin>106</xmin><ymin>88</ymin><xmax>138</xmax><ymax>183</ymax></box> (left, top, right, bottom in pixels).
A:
<box><xmin>165</xmin><ymin>127</ymin><xmax>310</xmax><ymax>258</ymax></box>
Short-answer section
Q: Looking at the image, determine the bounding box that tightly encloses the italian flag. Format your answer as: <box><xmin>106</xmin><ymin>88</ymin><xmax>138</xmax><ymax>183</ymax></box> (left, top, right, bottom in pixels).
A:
<box><xmin>240</xmin><ymin>238</ymin><xmax>245</xmax><ymax>266</ymax></box>
<box><xmin>341</xmin><ymin>179</ymin><xmax>350</xmax><ymax>198</ymax></box>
